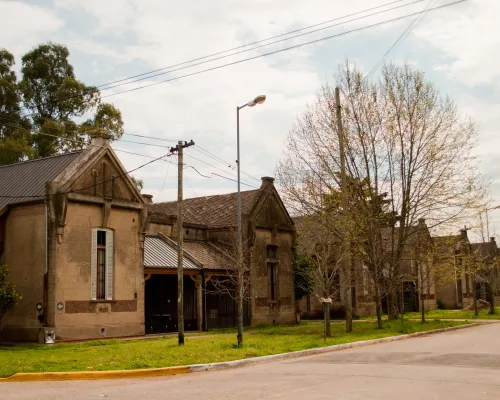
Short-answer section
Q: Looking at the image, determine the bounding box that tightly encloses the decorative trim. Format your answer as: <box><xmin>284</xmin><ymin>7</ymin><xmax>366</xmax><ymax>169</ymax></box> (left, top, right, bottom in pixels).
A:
<box><xmin>64</xmin><ymin>300</ymin><xmax>137</xmax><ymax>313</ymax></box>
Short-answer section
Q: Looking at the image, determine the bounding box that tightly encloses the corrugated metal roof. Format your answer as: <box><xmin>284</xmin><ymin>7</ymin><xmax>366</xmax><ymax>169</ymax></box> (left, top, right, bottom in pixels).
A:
<box><xmin>0</xmin><ymin>151</ymin><xmax>82</xmax><ymax>210</ymax></box>
<box><xmin>144</xmin><ymin>235</ymin><xmax>200</xmax><ymax>269</ymax></box>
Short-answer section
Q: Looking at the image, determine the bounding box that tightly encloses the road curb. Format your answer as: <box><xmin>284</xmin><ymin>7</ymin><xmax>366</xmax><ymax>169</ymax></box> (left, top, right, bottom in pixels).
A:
<box><xmin>0</xmin><ymin>322</ymin><xmax>481</xmax><ymax>382</ymax></box>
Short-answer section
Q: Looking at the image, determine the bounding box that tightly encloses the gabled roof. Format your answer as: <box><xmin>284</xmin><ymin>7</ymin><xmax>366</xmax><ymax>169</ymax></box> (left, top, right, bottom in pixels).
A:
<box><xmin>144</xmin><ymin>235</ymin><xmax>200</xmax><ymax>269</ymax></box>
<box><xmin>150</xmin><ymin>189</ymin><xmax>260</xmax><ymax>228</ymax></box>
<box><xmin>0</xmin><ymin>151</ymin><xmax>82</xmax><ymax>210</ymax></box>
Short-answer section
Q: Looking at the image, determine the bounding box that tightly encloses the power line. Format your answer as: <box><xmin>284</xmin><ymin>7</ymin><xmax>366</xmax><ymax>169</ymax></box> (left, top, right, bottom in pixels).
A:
<box><xmin>366</xmin><ymin>0</ymin><xmax>435</xmax><ymax>80</ymax></box>
<box><xmin>2</xmin><ymin>0</ymin><xmax>421</xmax><ymax>118</ymax></box>
<box><xmin>184</xmin><ymin>151</ymin><xmax>256</xmax><ymax>187</ymax></box>
<box><xmin>95</xmin><ymin>0</ymin><xmax>414</xmax><ymax>89</ymax></box>
<box><xmin>0</xmin><ymin>150</ymin><xmax>172</xmax><ymax>199</ymax></box>
<box><xmin>101</xmin><ymin>0</ymin><xmax>469</xmax><ymax>99</ymax></box>
<box><xmin>186</xmin><ymin>165</ymin><xmax>258</xmax><ymax>189</ymax></box>
<box><xmin>98</xmin><ymin>0</ymin><xmax>426</xmax><ymax>93</ymax></box>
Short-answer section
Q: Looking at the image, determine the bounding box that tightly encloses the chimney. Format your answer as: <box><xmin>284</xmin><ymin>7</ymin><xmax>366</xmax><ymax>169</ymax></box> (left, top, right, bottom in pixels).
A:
<box><xmin>142</xmin><ymin>194</ymin><xmax>153</xmax><ymax>204</ymax></box>
<box><xmin>418</xmin><ymin>218</ymin><xmax>426</xmax><ymax>225</ymax></box>
<box><xmin>90</xmin><ymin>133</ymin><xmax>111</xmax><ymax>147</ymax></box>
<box><xmin>261</xmin><ymin>176</ymin><xmax>275</xmax><ymax>188</ymax></box>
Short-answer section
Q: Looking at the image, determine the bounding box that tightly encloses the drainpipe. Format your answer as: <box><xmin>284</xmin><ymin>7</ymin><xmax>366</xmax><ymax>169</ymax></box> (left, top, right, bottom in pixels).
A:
<box><xmin>43</xmin><ymin>201</ymin><xmax>49</xmax><ymax>328</ymax></box>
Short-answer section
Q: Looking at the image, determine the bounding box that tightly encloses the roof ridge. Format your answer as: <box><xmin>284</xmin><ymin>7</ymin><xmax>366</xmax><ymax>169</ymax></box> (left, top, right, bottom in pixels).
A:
<box><xmin>152</xmin><ymin>188</ymin><xmax>260</xmax><ymax>206</ymax></box>
<box><xmin>0</xmin><ymin>150</ymin><xmax>83</xmax><ymax>169</ymax></box>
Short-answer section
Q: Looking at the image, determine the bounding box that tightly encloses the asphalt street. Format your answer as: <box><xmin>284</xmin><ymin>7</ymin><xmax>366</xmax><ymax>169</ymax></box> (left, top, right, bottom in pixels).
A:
<box><xmin>3</xmin><ymin>322</ymin><xmax>500</xmax><ymax>399</ymax></box>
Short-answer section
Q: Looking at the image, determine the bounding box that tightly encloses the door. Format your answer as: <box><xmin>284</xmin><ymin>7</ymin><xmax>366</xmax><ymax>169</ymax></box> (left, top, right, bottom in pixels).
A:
<box><xmin>145</xmin><ymin>274</ymin><xmax>197</xmax><ymax>334</ymax></box>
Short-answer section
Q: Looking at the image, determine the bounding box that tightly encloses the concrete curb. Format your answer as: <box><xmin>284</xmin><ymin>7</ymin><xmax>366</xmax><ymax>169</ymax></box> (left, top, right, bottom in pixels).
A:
<box><xmin>0</xmin><ymin>322</ymin><xmax>481</xmax><ymax>382</ymax></box>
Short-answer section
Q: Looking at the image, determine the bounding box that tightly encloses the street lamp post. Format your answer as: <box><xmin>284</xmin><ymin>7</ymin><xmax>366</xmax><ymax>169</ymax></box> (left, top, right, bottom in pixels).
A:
<box><xmin>235</xmin><ymin>94</ymin><xmax>266</xmax><ymax>346</ymax></box>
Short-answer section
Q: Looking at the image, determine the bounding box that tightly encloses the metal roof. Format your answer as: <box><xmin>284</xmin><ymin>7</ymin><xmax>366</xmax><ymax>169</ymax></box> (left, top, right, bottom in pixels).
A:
<box><xmin>144</xmin><ymin>235</ymin><xmax>200</xmax><ymax>269</ymax></box>
<box><xmin>0</xmin><ymin>152</ymin><xmax>82</xmax><ymax>210</ymax></box>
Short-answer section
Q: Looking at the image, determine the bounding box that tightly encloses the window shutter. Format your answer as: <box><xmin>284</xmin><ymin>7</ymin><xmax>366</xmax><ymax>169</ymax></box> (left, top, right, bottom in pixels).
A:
<box><xmin>105</xmin><ymin>230</ymin><xmax>114</xmax><ymax>300</ymax></box>
<box><xmin>267</xmin><ymin>263</ymin><xmax>272</xmax><ymax>299</ymax></box>
<box><xmin>274</xmin><ymin>265</ymin><xmax>279</xmax><ymax>301</ymax></box>
<box><xmin>91</xmin><ymin>229</ymin><xmax>97</xmax><ymax>301</ymax></box>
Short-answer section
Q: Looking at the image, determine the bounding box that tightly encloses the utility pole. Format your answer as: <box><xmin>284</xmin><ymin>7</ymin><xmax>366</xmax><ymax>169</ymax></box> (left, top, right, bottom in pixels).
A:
<box><xmin>170</xmin><ymin>139</ymin><xmax>195</xmax><ymax>345</ymax></box>
<box><xmin>336</xmin><ymin>87</ymin><xmax>353</xmax><ymax>333</ymax></box>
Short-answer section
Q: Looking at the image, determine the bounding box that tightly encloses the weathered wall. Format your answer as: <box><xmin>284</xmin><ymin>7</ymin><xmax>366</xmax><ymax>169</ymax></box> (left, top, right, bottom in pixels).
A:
<box><xmin>251</xmin><ymin>228</ymin><xmax>295</xmax><ymax>325</ymax></box>
<box><xmin>148</xmin><ymin>222</ymin><xmax>173</xmax><ymax>237</ymax></box>
<box><xmin>1</xmin><ymin>204</ymin><xmax>46</xmax><ymax>341</ymax></box>
<box><xmin>52</xmin><ymin>202</ymin><xmax>144</xmax><ymax>339</ymax></box>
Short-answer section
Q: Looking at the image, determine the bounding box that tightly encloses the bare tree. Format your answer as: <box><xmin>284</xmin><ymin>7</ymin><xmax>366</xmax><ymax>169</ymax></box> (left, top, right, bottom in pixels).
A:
<box><xmin>278</xmin><ymin>60</ymin><xmax>486</xmax><ymax>323</ymax></box>
<box><xmin>295</xmin><ymin>214</ymin><xmax>347</xmax><ymax>337</ymax></box>
<box><xmin>205</xmin><ymin>230</ymin><xmax>252</xmax><ymax>347</ymax></box>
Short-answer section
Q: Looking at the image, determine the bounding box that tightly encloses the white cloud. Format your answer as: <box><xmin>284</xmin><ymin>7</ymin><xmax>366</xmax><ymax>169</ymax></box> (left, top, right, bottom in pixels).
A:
<box><xmin>3</xmin><ymin>0</ymin><xmax>500</xmax><ymax>236</ymax></box>
<box><xmin>414</xmin><ymin>0</ymin><xmax>500</xmax><ymax>87</ymax></box>
<box><xmin>0</xmin><ymin>1</ymin><xmax>64</xmax><ymax>58</ymax></box>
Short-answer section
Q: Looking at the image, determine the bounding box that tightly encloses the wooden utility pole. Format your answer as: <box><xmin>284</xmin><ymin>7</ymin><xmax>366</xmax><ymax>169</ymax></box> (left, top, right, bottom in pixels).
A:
<box><xmin>170</xmin><ymin>140</ymin><xmax>195</xmax><ymax>345</ymax></box>
<box><xmin>335</xmin><ymin>87</ymin><xmax>353</xmax><ymax>333</ymax></box>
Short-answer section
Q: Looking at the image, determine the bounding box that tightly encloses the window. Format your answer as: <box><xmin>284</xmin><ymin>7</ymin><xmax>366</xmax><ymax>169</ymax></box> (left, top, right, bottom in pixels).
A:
<box><xmin>91</xmin><ymin>229</ymin><xmax>114</xmax><ymax>300</ymax></box>
<box><xmin>267</xmin><ymin>245</ymin><xmax>278</xmax><ymax>259</ymax></box>
<box><xmin>268</xmin><ymin>263</ymin><xmax>278</xmax><ymax>301</ymax></box>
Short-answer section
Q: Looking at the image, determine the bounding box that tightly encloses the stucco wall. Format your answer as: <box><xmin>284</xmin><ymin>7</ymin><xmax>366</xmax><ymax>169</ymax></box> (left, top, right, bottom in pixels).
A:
<box><xmin>53</xmin><ymin>202</ymin><xmax>144</xmax><ymax>339</ymax></box>
<box><xmin>251</xmin><ymin>228</ymin><xmax>295</xmax><ymax>325</ymax></box>
<box><xmin>1</xmin><ymin>203</ymin><xmax>46</xmax><ymax>341</ymax></box>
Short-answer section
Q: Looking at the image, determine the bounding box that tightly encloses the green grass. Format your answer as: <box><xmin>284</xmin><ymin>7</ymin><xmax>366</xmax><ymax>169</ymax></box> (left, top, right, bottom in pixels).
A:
<box><xmin>0</xmin><ymin>320</ymin><xmax>470</xmax><ymax>378</ymax></box>
<box><xmin>362</xmin><ymin>306</ymin><xmax>500</xmax><ymax>321</ymax></box>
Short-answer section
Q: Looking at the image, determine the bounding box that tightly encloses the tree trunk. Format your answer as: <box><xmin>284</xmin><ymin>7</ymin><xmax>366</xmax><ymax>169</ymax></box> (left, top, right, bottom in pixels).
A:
<box><xmin>490</xmin><ymin>273</ymin><xmax>496</xmax><ymax>315</ymax></box>
<box><xmin>323</xmin><ymin>302</ymin><xmax>331</xmax><ymax>338</ymax></box>
<box><xmin>421</xmin><ymin>293</ymin><xmax>426</xmax><ymax>323</ymax></box>
<box><xmin>388</xmin><ymin>287</ymin><xmax>399</xmax><ymax>320</ymax></box>
<box><xmin>472</xmin><ymin>276</ymin><xmax>478</xmax><ymax>316</ymax></box>
<box><xmin>236</xmin><ymin>271</ymin><xmax>244</xmax><ymax>347</ymax></box>
<box><xmin>374</xmin><ymin>282</ymin><xmax>383</xmax><ymax>329</ymax></box>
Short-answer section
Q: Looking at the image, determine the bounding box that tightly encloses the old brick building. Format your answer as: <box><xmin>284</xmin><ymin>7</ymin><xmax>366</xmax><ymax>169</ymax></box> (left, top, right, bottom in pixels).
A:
<box><xmin>147</xmin><ymin>175</ymin><xmax>296</xmax><ymax>331</ymax></box>
<box><xmin>296</xmin><ymin>218</ymin><xmax>437</xmax><ymax>318</ymax></box>
<box><xmin>0</xmin><ymin>137</ymin><xmax>296</xmax><ymax>341</ymax></box>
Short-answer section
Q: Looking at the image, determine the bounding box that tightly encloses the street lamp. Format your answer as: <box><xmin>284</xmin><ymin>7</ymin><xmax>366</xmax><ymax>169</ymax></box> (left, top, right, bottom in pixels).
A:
<box><xmin>235</xmin><ymin>94</ymin><xmax>265</xmax><ymax>346</ymax></box>
<box><xmin>236</xmin><ymin>94</ymin><xmax>266</xmax><ymax>249</ymax></box>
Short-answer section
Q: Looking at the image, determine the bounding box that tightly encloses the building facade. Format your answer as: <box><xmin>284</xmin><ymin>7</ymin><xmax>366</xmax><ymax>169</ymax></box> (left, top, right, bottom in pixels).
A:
<box><xmin>0</xmin><ymin>137</ymin><xmax>296</xmax><ymax>341</ymax></box>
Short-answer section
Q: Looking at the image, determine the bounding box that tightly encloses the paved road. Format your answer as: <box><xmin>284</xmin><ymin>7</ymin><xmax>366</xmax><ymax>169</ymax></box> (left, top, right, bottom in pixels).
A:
<box><xmin>4</xmin><ymin>323</ymin><xmax>500</xmax><ymax>400</ymax></box>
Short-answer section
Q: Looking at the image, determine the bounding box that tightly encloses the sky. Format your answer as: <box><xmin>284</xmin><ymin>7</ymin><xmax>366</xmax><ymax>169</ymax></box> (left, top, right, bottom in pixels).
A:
<box><xmin>1</xmin><ymin>0</ymin><xmax>498</xmax><ymax>238</ymax></box>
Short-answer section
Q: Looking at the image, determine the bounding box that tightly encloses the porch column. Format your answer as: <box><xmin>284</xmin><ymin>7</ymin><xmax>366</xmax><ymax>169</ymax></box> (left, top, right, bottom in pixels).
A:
<box><xmin>196</xmin><ymin>275</ymin><xmax>203</xmax><ymax>331</ymax></box>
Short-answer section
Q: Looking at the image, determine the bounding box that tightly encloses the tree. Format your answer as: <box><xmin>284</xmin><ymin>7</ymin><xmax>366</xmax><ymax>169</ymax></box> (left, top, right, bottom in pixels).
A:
<box><xmin>0</xmin><ymin>265</ymin><xmax>21</xmax><ymax>327</ymax></box>
<box><xmin>130</xmin><ymin>176</ymin><xmax>144</xmax><ymax>192</ymax></box>
<box><xmin>0</xmin><ymin>42</ymin><xmax>124</xmax><ymax>163</ymax></box>
<box><xmin>294</xmin><ymin>214</ymin><xmax>347</xmax><ymax>337</ymax></box>
<box><xmin>205</xmin><ymin>231</ymin><xmax>252</xmax><ymax>347</ymax></box>
<box><xmin>278</xmin><ymin>61</ymin><xmax>486</xmax><ymax>323</ymax></box>
<box><xmin>0</xmin><ymin>49</ymin><xmax>32</xmax><ymax>165</ymax></box>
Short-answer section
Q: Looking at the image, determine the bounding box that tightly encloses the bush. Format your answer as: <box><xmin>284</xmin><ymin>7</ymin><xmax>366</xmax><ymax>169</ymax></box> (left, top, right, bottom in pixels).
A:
<box><xmin>436</xmin><ymin>299</ymin><xmax>445</xmax><ymax>310</ymax></box>
<box><xmin>0</xmin><ymin>265</ymin><xmax>21</xmax><ymax>324</ymax></box>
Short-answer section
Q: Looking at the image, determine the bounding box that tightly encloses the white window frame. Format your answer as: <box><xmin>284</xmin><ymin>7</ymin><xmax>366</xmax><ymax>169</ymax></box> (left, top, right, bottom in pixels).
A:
<box><xmin>91</xmin><ymin>228</ymin><xmax>114</xmax><ymax>301</ymax></box>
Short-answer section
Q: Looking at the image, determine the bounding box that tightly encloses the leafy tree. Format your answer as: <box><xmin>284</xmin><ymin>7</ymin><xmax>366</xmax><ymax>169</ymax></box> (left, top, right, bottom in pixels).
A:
<box><xmin>294</xmin><ymin>251</ymin><xmax>314</xmax><ymax>300</ymax></box>
<box><xmin>130</xmin><ymin>176</ymin><xmax>144</xmax><ymax>192</ymax></box>
<box><xmin>0</xmin><ymin>49</ymin><xmax>32</xmax><ymax>165</ymax></box>
<box><xmin>0</xmin><ymin>265</ymin><xmax>21</xmax><ymax>327</ymax></box>
<box><xmin>0</xmin><ymin>42</ymin><xmax>125</xmax><ymax>163</ymax></box>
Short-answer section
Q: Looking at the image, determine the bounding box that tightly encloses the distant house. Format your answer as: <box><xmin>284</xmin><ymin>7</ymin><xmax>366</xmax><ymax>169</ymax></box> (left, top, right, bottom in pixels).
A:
<box><xmin>434</xmin><ymin>229</ymin><xmax>500</xmax><ymax>309</ymax></box>
<box><xmin>0</xmin><ymin>135</ymin><xmax>296</xmax><ymax>342</ymax></box>
<box><xmin>295</xmin><ymin>218</ymin><xmax>437</xmax><ymax>318</ymax></box>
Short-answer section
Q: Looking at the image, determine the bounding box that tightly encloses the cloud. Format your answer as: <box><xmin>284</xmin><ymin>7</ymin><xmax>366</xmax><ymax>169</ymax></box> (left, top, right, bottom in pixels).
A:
<box><xmin>414</xmin><ymin>0</ymin><xmax>500</xmax><ymax>87</ymax></box>
<box><xmin>0</xmin><ymin>1</ymin><xmax>64</xmax><ymax>58</ymax></box>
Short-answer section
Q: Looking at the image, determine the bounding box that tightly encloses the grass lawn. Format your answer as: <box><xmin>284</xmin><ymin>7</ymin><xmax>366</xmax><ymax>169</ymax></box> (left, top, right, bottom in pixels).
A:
<box><xmin>362</xmin><ymin>306</ymin><xmax>500</xmax><ymax>321</ymax></box>
<box><xmin>0</xmin><ymin>320</ymin><xmax>470</xmax><ymax>378</ymax></box>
